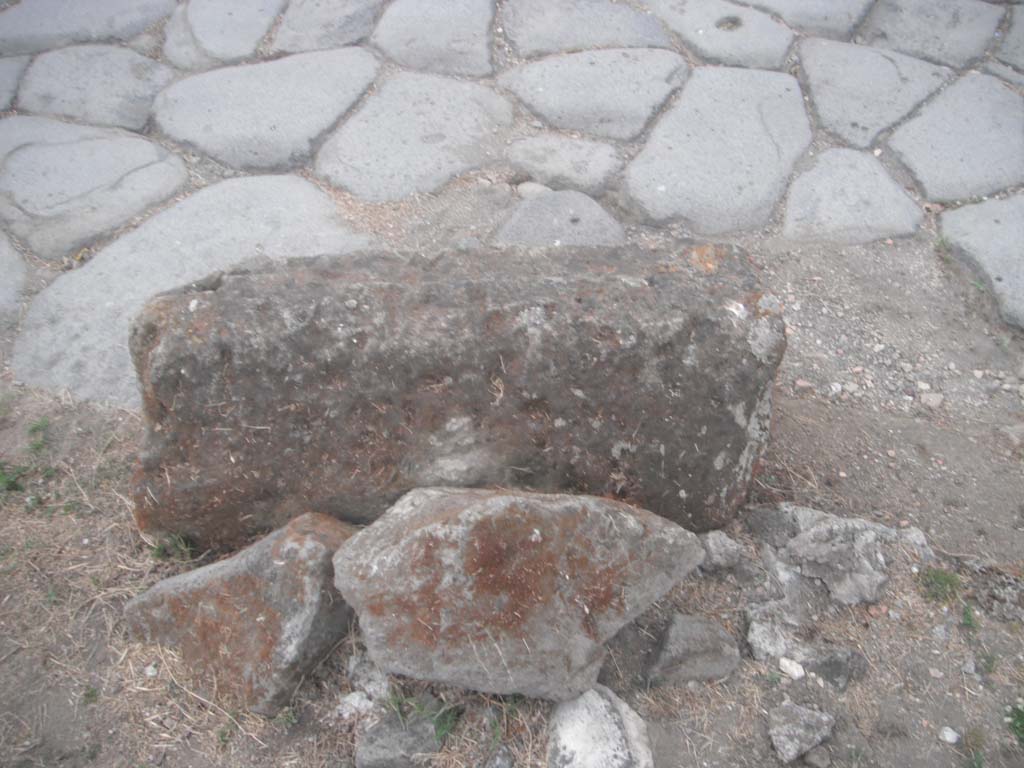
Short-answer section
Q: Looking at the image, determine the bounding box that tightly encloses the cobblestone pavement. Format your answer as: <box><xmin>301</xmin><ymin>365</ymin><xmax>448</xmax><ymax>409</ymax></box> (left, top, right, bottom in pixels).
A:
<box><xmin>0</xmin><ymin>0</ymin><xmax>1020</xmax><ymax>407</ymax></box>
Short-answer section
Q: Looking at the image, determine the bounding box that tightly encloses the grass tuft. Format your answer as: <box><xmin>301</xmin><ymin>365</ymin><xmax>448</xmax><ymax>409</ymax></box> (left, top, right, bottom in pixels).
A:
<box><xmin>920</xmin><ymin>567</ymin><xmax>960</xmax><ymax>602</ymax></box>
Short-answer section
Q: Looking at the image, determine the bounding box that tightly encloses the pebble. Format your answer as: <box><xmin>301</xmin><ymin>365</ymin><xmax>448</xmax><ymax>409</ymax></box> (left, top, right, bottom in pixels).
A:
<box><xmin>795</xmin><ymin>378</ymin><xmax>814</xmax><ymax>389</ymax></box>
<box><xmin>938</xmin><ymin>726</ymin><xmax>960</xmax><ymax>744</ymax></box>
<box><xmin>780</xmin><ymin>657</ymin><xmax>806</xmax><ymax>680</ymax></box>
<box><xmin>920</xmin><ymin>393</ymin><xmax>944</xmax><ymax>409</ymax></box>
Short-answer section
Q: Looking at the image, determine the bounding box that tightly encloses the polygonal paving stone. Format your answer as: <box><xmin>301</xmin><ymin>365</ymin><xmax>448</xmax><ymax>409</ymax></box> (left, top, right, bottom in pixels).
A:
<box><xmin>746</xmin><ymin>0</ymin><xmax>874</xmax><ymax>38</ymax></box>
<box><xmin>180</xmin><ymin>0</ymin><xmax>287</xmax><ymax>63</ymax></box>
<box><xmin>506</xmin><ymin>134</ymin><xmax>622</xmax><ymax>194</ymax></box>
<box><xmin>997</xmin><ymin>8</ymin><xmax>1024</xmax><ymax>72</ymax></box>
<box><xmin>502</xmin><ymin>0</ymin><xmax>670</xmax><ymax>58</ymax></box>
<box><xmin>800</xmin><ymin>39</ymin><xmax>952</xmax><ymax>148</ymax></box>
<box><xmin>372</xmin><ymin>0</ymin><xmax>494</xmax><ymax>76</ymax></box>
<box><xmin>162</xmin><ymin>4</ymin><xmax>218</xmax><ymax>70</ymax></box>
<box><xmin>11</xmin><ymin>175</ymin><xmax>371</xmax><ymax>407</ymax></box>
<box><xmin>648</xmin><ymin>0</ymin><xmax>794</xmax><ymax>70</ymax></box>
<box><xmin>271</xmin><ymin>0</ymin><xmax>385</xmax><ymax>53</ymax></box>
<box><xmin>860</xmin><ymin>0</ymin><xmax>1004</xmax><ymax>68</ymax></box>
<box><xmin>0</xmin><ymin>115</ymin><xmax>109</xmax><ymax>158</ymax></box>
<box><xmin>491</xmin><ymin>189</ymin><xmax>625</xmax><ymax>246</ymax></box>
<box><xmin>0</xmin><ymin>57</ymin><xmax>29</xmax><ymax>110</ymax></box>
<box><xmin>783</xmin><ymin>149</ymin><xmax>922</xmax><ymax>244</ymax></box>
<box><xmin>499</xmin><ymin>49</ymin><xmax>688</xmax><ymax>140</ymax></box>
<box><xmin>888</xmin><ymin>74</ymin><xmax>1024</xmax><ymax>202</ymax></box>
<box><xmin>0</xmin><ymin>232</ymin><xmax>25</xmax><ymax>320</ymax></box>
<box><xmin>942</xmin><ymin>194</ymin><xmax>1024</xmax><ymax>329</ymax></box>
<box><xmin>154</xmin><ymin>49</ymin><xmax>379</xmax><ymax>170</ymax></box>
<box><xmin>316</xmin><ymin>72</ymin><xmax>513</xmax><ymax>202</ymax></box>
<box><xmin>0</xmin><ymin>0</ymin><xmax>176</xmax><ymax>56</ymax></box>
<box><xmin>0</xmin><ymin>117</ymin><xmax>186</xmax><ymax>260</ymax></box>
<box><xmin>625</xmin><ymin>67</ymin><xmax>811</xmax><ymax>234</ymax></box>
<box><xmin>17</xmin><ymin>45</ymin><xmax>174</xmax><ymax>130</ymax></box>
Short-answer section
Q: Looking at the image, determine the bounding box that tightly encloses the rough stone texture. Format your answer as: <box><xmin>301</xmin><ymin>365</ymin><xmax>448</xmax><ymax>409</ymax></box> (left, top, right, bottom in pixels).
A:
<box><xmin>316</xmin><ymin>72</ymin><xmax>512</xmax><ymax>201</ymax></box>
<box><xmin>506</xmin><ymin>135</ymin><xmax>623</xmax><ymax>194</ymax></box>
<box><xmin>941</xmin><ymin>194</ymin><xmax>1024</xmax><ymax>329</ymax></box>
<box><xmin>745</xmin><ymin>0</ymin><xmax>873</xmax><ymax>37</ymax></box>
<box><xmin>546</xmin><ymin>685</ymin><xmax>654</xmax><ymax>768</ymax></box>
<box><xmin>0</xmin><ymin>56</ymin><xmax>29</xmax><ymax>110</ymax></box>
<box><xmin>648</xmin><ymin>0</ymin><xmax>794</xmax><ymax>70</ymax></box>
<box><xmin>129</xmin><ymin>244</ymin><xmax>785</xmax><ymax>548</ymax></box>
<box><xmin>0</xmin><ymin>232</ymin><xmax>25</xmax><ymax>320</ymax></box>
<box><xmin>499</xmin><ymin>49</ymin><xmax>688</xmax><ymax>140</ymax></box>
<box><xmin>799</xmin><ymin>38</ymin><xmax>952</xmax><ymax>148</ymax></box>
<box><xmin>625</xmin><ymin>67</ymin><xmax>810</xmax><ymax>234</ymax></box>
<box><xmin>699</xmin><ymin>530</ymin><xmax>743</xmax><ymax>569</ymax></box>
<box><xmin>154</xmin><ymin>50</ymin><xmax>379</xmax><ymax>170</ymax></box>
<box><xmin>354</xmin><ymin>693</ymin><xmax>442</xmax><ymax>768</ymax></box>
<box><xmin>162</xmin><ymin>3</ymin><xmax>218</xmax><ymax>71</ymax></box>
<box><xmin>887</xmin><ymin>74</ymin><xmax>1024</xmax><ymax>202</ymax></box>
<box><xmin>861</xmin><ymin>0</ymin><xmax>1004</xmax><ymax>68</ymax></box>
<box><xmin>502</xmin><ymin>0</ymin><xmax>670</xmax><ymax>58</ymax></box>
<box><xmin>647</xmin><ymin>613</ymin><xmax>740</xmax><ymax>684</ymax></box>
<box><xmin>0</xmin><ymin>120</ymin><xmax>186</xmax><ymax>260</ymax></box>
<box><xmin>17</xmin><ymin>45</ymin><xmax>174</xmax><ymax>130</ymax></box>
<box><xmin>491</xmin><ymin>190</ymin><xmax>625</xmax><ymax>247</ymax></box>
<box><xmin>184</xmin><ymin>0</ymin><xmax>287</xmax><ymax>62</ymax></box>
<box><xmin>11</xmin><ymin>175</ymin><xmax>369</xmax><ymax>407</ymax></box>
<box><xmin>0</xmin><ymin>0</ymin><xmax>176</xmax><ymax>56</ymax></box>
<box><xmin>997</xmin><ymin>9</ymin><xmax>1024</xmax><ymax>71</ymax></box>
<box><xmin>0</xmin><ymin>115</ymin><xmax>108</xmax><ymax>158</ymax></box>
<box><xmin>334</xmin><ymin>490</ymin><xmax>702</xmax><ymax>700</ymax></box>
<box><xmin>124</xmin><ymin>514</ymin><xmax>355</xmax><ymax>716</ymax></box>
<box><xmin>272</xmin><ymin>0</ymin><xmax>385</xmax><ymax>53</ymax></box>
<box><xmin>372</xmin><ymin>0</ymin><xmax>494</xmax><ymax>76</ymax></box>
<box><xmin>768</xmin><ymin>702</ymin><xmax>835</xmax><ymax>763</ymax></box>
<box><xmin>783</xmin><ymin>149</ymin><xmax>922</xmax><ymax>244</ymax></box>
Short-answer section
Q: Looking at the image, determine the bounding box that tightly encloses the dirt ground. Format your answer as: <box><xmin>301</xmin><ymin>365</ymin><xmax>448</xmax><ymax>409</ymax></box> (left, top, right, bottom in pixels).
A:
<box><xmin>1</xmin><ymin>186</ymin><xmax>1022</xmax><ymax>767</ymax></box>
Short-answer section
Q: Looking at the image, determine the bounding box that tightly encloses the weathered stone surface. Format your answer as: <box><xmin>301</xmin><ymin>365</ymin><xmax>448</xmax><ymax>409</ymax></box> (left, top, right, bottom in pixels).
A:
<box><xmin>17</xmin><ymin>45</ymin><xmax>174</xmax><ymax>130</ymax></box>
<box><xmin>129</xmin><ymin>244</ymin><xmax>784</xmax><ymax>548</ymax></box>
<box><xmin>316</xmin><ymin>72</ymin><xmax>512</xmax><ymax>201</ymax></box>
<box><xmin>769</xmin><ymin>702</ymin><xmax>835</xmax><ymax>763</ymax></box>
<box><xmin>154</xmin><ymin>50</ymin><xmax>379</xmax><ymax>170</ymax></box>
<box><xmin>888</xmin><ymin>74</ymin><xmax>1024</xmax><ymax>202</ymax></box>
<box><xmin>647</xmin><ymin>613</ymin><xmax>740</xmax><ymax>684</ymax></box>
<box><xmin>0</xmin><ymin>56</ymin><xmax>29</xmax><ymax>110</ymax></box>
<box><xmin>861</xmin><ymin>0</ymin><xmax>1004</xmax><ymax>68</ymax></box>
<box><xmin>649</xmin><ymin>0</ymin><xmax>794</xmax><ymax>69</ymax></box>
<box><xmin>354</xmin><ymin>693</ymin><xmax>442</xmax><ymax>768</ymax></box>
<box><xmin>272</xmin><ymin>0</ymin><xmax>385</xmax><ymax>53</ymax></box>
<box><xmin>997</xmin><ymin>8</ymin><xmax>1024</xmax><ymax>71</ymax></box>
<box><xmin>547</xmin><ymin>685</ymin><xmax>654</xmax><ymax>768</ymax></box>
<box><xmin>699</xmin><ymin>530</ymin><xmax>744</xmax><ymax>570</ymax></box>
<box><xmin>125</xmin><ymin>514</ymin><xmax>355</xmax><ymax>715</ymax></box>
<box><xmin>625</xmin><ymin>67</ymin><xmax>810</xmax><ymax>234</ymax></box>
<box><xmin>491</xmin><ymin>190</ymin><xmax>625</xmax><ymax>247</ymax></box>
<box><xmin>0</xmin><ymin>119</ymin><xmax>186</xmax><ymax>260</ymax></box>
<box><xmin>334</xmin><ymin>489</ymin><xmax>702</xmax><ymax>700</ymax></box>
<box><xmin>941</xmin><ymin>194</ymin><xmax>1024</xmax><ymax>329</ymax></box>
<box><xmin>986</xmin><ymin>59</ymin><xmax>1024</xmax><ymax>88</ymax></box>
<box><xmin>506</xmin><ymin>135</ymin><xmax>622</xmax><ymax>194</ymax></box>
<box><xmin>499</xmin><ymin>49</ymin><xmax>688</xmax><ymax>140</ymax></box>
<box><xmin>184</xmin><ymin>0</ymin><xmax>287</xmax><ymax>62</ymax></box>
<box><xmin>502</xmin><ymin>0</ymin><xmax>670</xmax><ymax>58</ymax></box>
<box><xmin>0</xmin><ymin>232</ymin><xmax>25</xmax><ymax>320</ymax></box>
<box><xmin>372</xmin><ymin>0</ymin><xmax>493</xmax><ymax>76</ymax></box>
<box><xmin>783</xmin><ymin>149</ymin><xmax>922</xmax><ymax>244</ymax></box>
<box><xmin>746</xmin><ymin>0</ymin><xmax>873</xmax><ymax>37</ymax></box>
<box><xmin>0</xmin><ymin>0</ymin><xmax>176</xmax><ymax>56</ymax></box>
<box><xmin>162</xmin><ymin>3</ymin><xmax>218</xmax><ymax>71</ymax></box>
<box><xmin>800</xmin><ymin>39</ymin><xmax>952</xmax><ymax>148</ymax></box>
<box><xmin>11</xmin><ymin>175</ymin><xmax>369</xmax><ymax>406</ymax></box>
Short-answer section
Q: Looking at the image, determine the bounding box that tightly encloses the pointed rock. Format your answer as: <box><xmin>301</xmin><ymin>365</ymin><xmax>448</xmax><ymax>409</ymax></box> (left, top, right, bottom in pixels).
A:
<box><xmin>547</xmin><ymin>685</ymin><xmax>654</xmax><ymax>768</ymax></box>
<box><xmin>271</xmin><ymin>0</ymin><xmax>385</xmax><ymax>53</ymax></box>
<box><xmin>647</xmin><ymin>613</ymin><xmax>740</xmax><ymax>684</ymax></box>
<box><xmin>491</xmin><ymin>190</ymin><xmax>625</xmax><ymax>247</ymax></box>
<box><xmin>372</xmin><ymin>0</ymin><xmax>494</xmax><ymax>76</ymax></box>
<box><xmin>769</xmin><ymin>702</ymin><xmax>835</xmax><ymax>763</ymax></box>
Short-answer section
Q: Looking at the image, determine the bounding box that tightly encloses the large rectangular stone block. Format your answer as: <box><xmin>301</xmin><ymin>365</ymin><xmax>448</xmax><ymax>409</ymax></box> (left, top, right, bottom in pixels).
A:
<box><xmin>130</xmin><ymin>245</ymin><xmax>785</xmax><ymax>549</ymax></box>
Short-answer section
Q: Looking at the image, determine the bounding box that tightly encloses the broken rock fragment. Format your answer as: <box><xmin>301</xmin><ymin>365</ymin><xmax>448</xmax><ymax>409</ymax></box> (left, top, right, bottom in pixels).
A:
<box><xmin>333</xmin><ymin>488</ymin><xmax>704</xmax><ymax>700</ymax></box>
<box><xmin>125</xmin><ymin>513</ymin><xmax>355</xmax><ymax>715</ymax></box>
<box><xmin>646</xmin><ymin>613</ymin><xmax>740</xmax><ymax>685</ymax></box>
<box><xmin>769</xmin><ymin>702</ymin><xmax>835</xmax><ymax>763</ymax></box>
<box><xmin>546</xmin><ymin>685</ymin><xmax>654</xmax><ymax>768</ymax></box>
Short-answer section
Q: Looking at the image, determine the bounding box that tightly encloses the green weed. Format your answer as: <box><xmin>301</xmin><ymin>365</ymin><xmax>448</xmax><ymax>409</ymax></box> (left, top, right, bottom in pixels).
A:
<box><xmin>920</xmin><ymin>567</ymin><xmax>960</xmax><ymax>602</ymax></box>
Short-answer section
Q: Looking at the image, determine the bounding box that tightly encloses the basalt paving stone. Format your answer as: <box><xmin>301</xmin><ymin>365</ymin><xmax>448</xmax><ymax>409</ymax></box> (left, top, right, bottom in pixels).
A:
<box><xmin>0</xmin><ymin>232</ymin><xmax>25</xmax><ymax>320</ymax></box>
<box><xmin>17</xmin><ymin>45</ymin><xmax>174</xmax><ymax>130</ymax></box>
<box><xmin>316</xmin><ymin>72</ymin><xmax>513</xmax><ymax>201</ymax></box>
<box><xmin>506</xmin><ymin>134</ymin><xmax>623</xmax><ymax>194</ymax></box>
<box><xmin>997</xmin><ymin>7</ymin><xmax>1024</xmax><ymax>72</ymax></box>
<box><xmin>888</xmin><ymin>73</ymin><xmax>1024</xmax><ymax>202</ymax></box>
<box><xmin>271</xmin><ymin>0</ymin><xmax>386</xmax><ymax>53</ymax></box>
<box><xmin>0</xmin><ymin>56</ymin><xmax>29</xmax><ymax>110</ymax></box>
<box><xmin>0</xmin><ymin>0</ymin><xmax>176</xmax><ymax>56</ymax></box>
<box><xmin>799</xmin><ymin>39</ymin><xmax>952</xmax><ymax>148</ymax></box>
<box><xmin>372</xmin><ymin>0</ymin><xmax>494</xmax><ymax>76</ymax></box>
<box><xmin>746</xmin><ymin>0</ymin><xmax>874</xmax><ymax>38</ymax></box>
<box><xmin>11</xmin><ymin>175</ymin><xmax>370</xmax><ymax>407</ymax></box>
<box><xmin>490</xmin><ymin>189</ymin><xmax>626</xmax><ymax>246</ymax></box>
<box><xmin>501</xmin><ymin>0</ymin><xmax>670</xmax><ymax>58</ymax></box>
<box><xmin>648</xmin><ymin>0</ymin><xmax>794</xmax><ymax>70</ymax></box>
<box><xmin>162</xmin><ymin>4</ymin><xmax>218</xmax><ymax>71</ymax></box>
<box><xmin>153</xmin><ymin>49</ymin><xmax>380</xmax><ymax>170</ymax></box>
<box><xmin>860</xmin><ymin>0</ymin><xmax>1004</xmax><ymax>68</ymax></box>
<box><xmin>941</xmin><ymin>194</ymin><xmax>1024</xmax><ymax>329</ymax></box>
<box><xmin>182</xmin><ymin>0</ymin><xmax>287</xmax><ymax>62</ymax></box>
<box><xmin>782</xmin><ymin>149</ymin><xmax>922</xmax><ymax>244</ymax></box>
<box><xmin>499</xmin><ymin>49</ymin><xmax>688</xmax><ymax>140</ymax></box>
<box><xmin>625</xmin><ymin>67</ymin><xmax>811</xmax><ymax>234</ymax></box>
